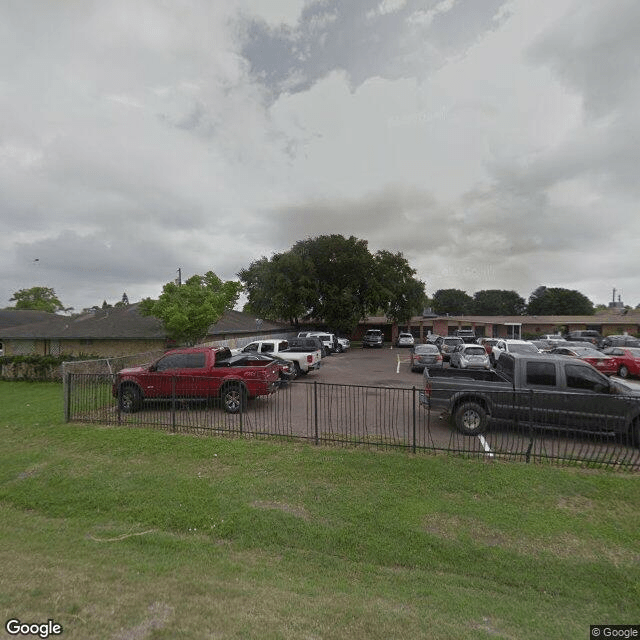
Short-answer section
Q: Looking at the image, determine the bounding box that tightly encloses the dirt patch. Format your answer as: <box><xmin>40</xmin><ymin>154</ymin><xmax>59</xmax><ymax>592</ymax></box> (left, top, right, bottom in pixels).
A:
<box><xmin>251</xmin><ymin>500</ymin><xmax>310</xmax><ymax>521</ymax></box>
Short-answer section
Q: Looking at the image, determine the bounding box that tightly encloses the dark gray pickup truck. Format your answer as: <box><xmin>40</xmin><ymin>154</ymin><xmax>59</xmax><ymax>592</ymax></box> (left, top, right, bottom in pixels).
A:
<box><xmin>421</xmin><ymin>353</ymin><xmax>640</xmax><ymax>444</ymax></box>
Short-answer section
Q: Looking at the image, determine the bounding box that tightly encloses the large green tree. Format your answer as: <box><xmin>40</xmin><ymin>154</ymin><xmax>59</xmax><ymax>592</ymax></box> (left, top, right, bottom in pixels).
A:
<box><xmin>527</xmin><ymin>286</ymin><xmax>595</xmax><ymax>315</ymax></box>
<box><xmin>239</xmin><ymin>235</ymin><xmax>425</xmax><ymax>335</ymax></box>
<box><xmin>10</xmin><ymin>286</ymin><xmax>66</xmax><ymax>313</ymax></box>
<box><xmin>432</xmin><ymin>289</ymin><xmax>474</xmax><ymax>315</ymax></box>
<box><xmin>140</xmin><ymin>271</ymin><xmax>242</xmax><ymax>345</ymax></box>
<box><xmin>373</xmin><ymin>250</ymin><xmax>426</xmax><ymax>324</ymax></box>
<box><xmin>472</xmin><ymin>289</ymin><xmax>526</xmax><ymax>315</ymax></box>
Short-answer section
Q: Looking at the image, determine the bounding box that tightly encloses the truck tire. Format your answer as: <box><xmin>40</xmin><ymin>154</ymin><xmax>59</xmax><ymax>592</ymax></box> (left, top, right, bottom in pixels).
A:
<box><xmin>221</xmin><ymin>382</ymin><xmax>247</xmax><ymax>414</ymax></box>
<box><xmin>453</xmin><ymin>401</ymin><xmax>488</xmax><ymax>436</ymax></box>
<box><xmin>292</xmin><ymin>362</ymin><xmax>301</xmax><ymax>378</ymax></box>
<box><xmin>119</xmin><ymin>385</ymin><xmax>142</xmax><ymax>413</ymax></box>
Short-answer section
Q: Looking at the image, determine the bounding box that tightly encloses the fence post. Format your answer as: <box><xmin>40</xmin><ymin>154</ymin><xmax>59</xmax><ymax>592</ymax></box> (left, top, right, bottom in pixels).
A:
<box><xmin>64</xmin><ymin>372</ymin><xmax>71</xmax><ymax>422</ymax></box>
<box><xmin>525</xmin><ymin>389</ymin><xmax>534</xmax><ymax>463</ymax></box>
<box><xmin>314</xmin><ymin>381</ymin><xmax>319</xmax><ymax>445</ymax></box>
<box><xmin>171</xmin><ymin>376</ymin><xmax>177</xmax><ymax>433</ymax></box>
<box><xmin>412</xmin><ymin>386</ymin><xmax>416</xmax><ymax>454</ymax></box>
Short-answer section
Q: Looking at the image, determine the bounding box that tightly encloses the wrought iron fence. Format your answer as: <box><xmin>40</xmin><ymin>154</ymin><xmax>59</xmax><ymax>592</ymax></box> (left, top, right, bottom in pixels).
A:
<box><xmin>64</xmin><ymin>373</ymin><xmax>640</xmax><ymax>471</ymax></box>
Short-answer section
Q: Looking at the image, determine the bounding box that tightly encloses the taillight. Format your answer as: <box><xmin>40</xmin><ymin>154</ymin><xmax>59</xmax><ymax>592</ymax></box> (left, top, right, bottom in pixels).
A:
<box><xmin>307</xmin><ymin>355</ymin><xmax>312</xmax><ymax>363</ymax></box>
<box><xmin>425</xmin><ymin>381</ymin><xmax>432</xmax><ymax>397</ymax></box>
<box><xmin>436</xmin><ymin>355</ymin><xmax>442</xmax><ymax>361</ymax></box>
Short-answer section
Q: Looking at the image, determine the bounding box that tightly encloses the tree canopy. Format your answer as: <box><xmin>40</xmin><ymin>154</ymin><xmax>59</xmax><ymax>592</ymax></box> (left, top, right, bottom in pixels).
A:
<box><xmin>139</xmin><ymin>271</ymin><xmax>242</xmax><ymax>345</ymax></box>
<box><xmin>432</xmin><ymin>289</ymin><xmax>474</xmax><ymax>316</ymax></box>
<box><xmin>527</xmin><ymin>286</ymin><xmax>595</xmax><ymax>315</ymax></box>
<box><xmin>239</xmin><ymin>235</ymin><xmax>425</xmax><ymax>334</ymax></box>
<box><xmin>472</xmin><ymin>289</ymin><xmax>526</xmax><ymax>315</ymax></box>
<box><xmin>10</xmin><ymin>286</ymin><xmax>66</xmax><ymax>313</ymax></box>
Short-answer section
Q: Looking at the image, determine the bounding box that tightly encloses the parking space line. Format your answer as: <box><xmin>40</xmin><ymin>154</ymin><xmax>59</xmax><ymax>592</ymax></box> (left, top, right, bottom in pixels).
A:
<box><xmin>478</xmin><ymin>435</ymin><xmax>494</xmax><ymax>458</ymax></box>
<box><xmin>396</xmin><ymin>354</ymin><xmax>412</xmax><ymax>373</ymax></box>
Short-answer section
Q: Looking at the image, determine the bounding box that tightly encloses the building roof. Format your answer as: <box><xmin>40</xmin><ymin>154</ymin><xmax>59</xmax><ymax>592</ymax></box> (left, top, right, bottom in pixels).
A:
<box><xmin>0</xmin><ymin>309</ymin><xmax>59</xmax><ymax>330</ymax></box>
<box><xmin>0</xmin><ymin>305</ymin><xmax>290</xmax><ymax>340</ymax></box>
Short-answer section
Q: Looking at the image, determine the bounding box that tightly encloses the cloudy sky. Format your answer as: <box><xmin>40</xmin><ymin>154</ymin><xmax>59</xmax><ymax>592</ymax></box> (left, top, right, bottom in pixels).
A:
<box><xmin>2</xmin><ymin>0</ymin><xmax>639</xmax><ymax>313</ymax></box>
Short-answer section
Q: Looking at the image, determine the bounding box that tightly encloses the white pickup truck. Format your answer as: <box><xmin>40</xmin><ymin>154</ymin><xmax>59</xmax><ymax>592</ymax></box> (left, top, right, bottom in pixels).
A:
<box><xmin>231</xmin><ymin>339</ymin><xmax>322</xmax><ymax>376</ymax></box>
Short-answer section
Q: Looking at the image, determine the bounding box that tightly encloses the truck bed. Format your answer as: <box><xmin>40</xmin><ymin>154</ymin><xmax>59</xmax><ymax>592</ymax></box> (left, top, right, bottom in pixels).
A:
<box><xmin>425</xmin><ymin>368</ymin><xmax>509</xmax><ymax>383</ymax></box>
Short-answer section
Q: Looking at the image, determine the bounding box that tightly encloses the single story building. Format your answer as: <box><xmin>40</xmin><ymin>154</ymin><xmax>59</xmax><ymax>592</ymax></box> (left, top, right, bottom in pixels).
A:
<box><xmin>354</xmin><ymin>310</ymin><xmax>640</xmax><ymax>343</ymax></box>
<box><xmin>0</xmin><ymin>305</ymin><xmax>292</xmax><ymax>358</ymax></box>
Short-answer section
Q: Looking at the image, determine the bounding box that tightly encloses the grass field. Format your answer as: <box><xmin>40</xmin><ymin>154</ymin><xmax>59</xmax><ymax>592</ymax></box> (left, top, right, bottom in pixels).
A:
<box><xmin>1</xmin><ymin>381</ymin><xmax>638</xmax><ymax>639</ymax></box>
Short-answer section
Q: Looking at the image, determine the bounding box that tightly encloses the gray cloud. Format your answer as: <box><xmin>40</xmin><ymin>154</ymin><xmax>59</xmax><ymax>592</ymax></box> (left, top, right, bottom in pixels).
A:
<box><xmin>1</xmin><ymin>0</ymin><xmax>640</xmax><ymax>313</ymax></box>
<box><xmin>241</xmin><ymin>0</ymin><xmax>509</xmax><ymax>96</ymax></box>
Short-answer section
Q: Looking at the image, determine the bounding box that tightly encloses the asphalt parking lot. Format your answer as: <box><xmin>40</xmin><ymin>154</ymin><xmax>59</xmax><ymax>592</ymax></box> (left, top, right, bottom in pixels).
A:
<box><xmin>304</xmin><ymin>343</ymin><xmax>424</xmax><ymax>388</ymax></box>
<box><xmin>309</xmin><ymin>343</ymin><xmax>640</xmax><ymax>390</ymax></box>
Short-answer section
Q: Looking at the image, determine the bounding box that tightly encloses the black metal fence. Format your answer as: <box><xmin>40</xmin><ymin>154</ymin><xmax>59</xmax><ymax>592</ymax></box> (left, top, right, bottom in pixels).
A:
<box><xmin>65</xmin><ymin>374</ymin><xmax>640</xmax><ymax>471</ymax></box>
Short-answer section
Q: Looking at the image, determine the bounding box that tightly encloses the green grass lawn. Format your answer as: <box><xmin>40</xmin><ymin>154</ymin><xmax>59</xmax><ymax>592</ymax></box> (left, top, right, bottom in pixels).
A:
<box><xmin>0</xmin><ymin>381</ymin><xmax>638</xmax><ymax>639</ymax></box>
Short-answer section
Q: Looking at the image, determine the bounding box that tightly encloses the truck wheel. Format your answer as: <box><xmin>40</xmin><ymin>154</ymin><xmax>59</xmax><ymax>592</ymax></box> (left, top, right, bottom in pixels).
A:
<box><xmin>292</xmin><ymin>362</ymin><xmax>301</xmax><ymax>379</ymax></box>
<box><xmin>454</xmin><ymin>401</ymin><xmax>488</xmax><ymax>436</ymax></box>
<box><xmin>618</xmin><ymin>365</ymin><xmax>629</xmax><ymax>378</ymax></box>
<box><xmin>119</xmin><ymin>385</ymin><xmax>142</xmax><ymax>413</ymax></box>
<box><xmin>222</xmin><ymin>383</ymin><xmax>247</xmax><ymax>414</ymax></box>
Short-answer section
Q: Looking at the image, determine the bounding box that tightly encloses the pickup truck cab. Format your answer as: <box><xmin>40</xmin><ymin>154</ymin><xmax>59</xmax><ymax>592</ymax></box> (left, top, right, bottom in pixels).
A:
<box><xmin>113</xmin><ymin>346</ymin><xmax>281</xmax><ymax>414</ymax></box>
<box><xmin>422</xmin><ymin>353</ymin><xmax>640</xmax><ymax>444</ymax></box>
<box><xmin>233</xmin><ymin>339</ymin><xmax>321</xmax><ymax>375</ymax></box>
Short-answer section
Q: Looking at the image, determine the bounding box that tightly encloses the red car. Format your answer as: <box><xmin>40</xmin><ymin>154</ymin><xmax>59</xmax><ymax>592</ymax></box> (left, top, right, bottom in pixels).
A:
<box><xmin>550</xmin><ymin>346</ymin><xmax>618</xmax><ymax>376</ymax></box>
<box><xmin>603</xmin><ymin>347</ymin><xmax>640</xmax><ymax>379</ymax></box>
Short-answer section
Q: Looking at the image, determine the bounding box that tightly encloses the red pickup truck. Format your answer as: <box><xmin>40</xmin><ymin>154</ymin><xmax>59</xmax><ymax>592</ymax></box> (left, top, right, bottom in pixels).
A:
<box><xmin>112</xmin><ymin>346</ymin><xmax>281</xmax><ymax>414</ymax></box>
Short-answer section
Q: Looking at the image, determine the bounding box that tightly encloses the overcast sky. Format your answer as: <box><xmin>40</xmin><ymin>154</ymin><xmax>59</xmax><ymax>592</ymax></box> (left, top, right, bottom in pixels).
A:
<box><xmin>2</xmin><ymin>0</ymin><xmax>639</xmax><ymax>313</ymax></box>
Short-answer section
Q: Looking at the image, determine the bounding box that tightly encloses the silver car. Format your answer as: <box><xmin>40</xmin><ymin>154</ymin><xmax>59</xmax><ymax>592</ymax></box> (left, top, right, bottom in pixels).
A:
<box><xmin>450</xmin><ymin>344</ymin><xmax>491</xmax><ymax>369</ymax></box>
<box><xmin>410</xmin><ymin>343</ymin><xmax>443</xmax><ymax>372</ymax></box>
<box><xmin>396</xmin><ymin>332</ymin><xmax>415</xmax><ymax>347</ymax></box>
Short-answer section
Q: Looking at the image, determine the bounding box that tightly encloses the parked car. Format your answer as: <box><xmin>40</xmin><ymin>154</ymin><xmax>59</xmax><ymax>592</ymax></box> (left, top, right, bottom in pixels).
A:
<box><xmin>455</xmin><ymin>329</ymin><xmax>477</xmax><ymax>343</ymax></box>
<box><xmin>478</xmin><ymin>338</ymin><xmax>500</xmax><ymax>355</ymax></box>
<box><xmin>396</xmin><ymin>332</ymin><xmax>415</xmax><ymax>347</ymax></box>
<box><xmin>602</xmin><ymin>335</ymin><xmax>640</xmax><ymax>349</ymax></box>
<box><xmin>435</xmin><ymin>336</ymin><xmax>464</xmax><ymax>361</ymax></box>
<box><xmin>241</xmin><ymin>353</ymin><xmax>298</xmax><ymax>382</ymax></box>
<box><xmin>491</xmin><ymin>339</ymin><xmax>540</xmax><ymax>365</ymax></box>
<box><xmin>362</xmin><ymin>329</ymin><xmax>384</xmax><ymax>348</ymax></box>
<box><xmin>409</xmin><ymin>343</ymin><xmax>443</xmax><ymax>372</ymax></box>
<box><xmin>549</xmin><ymin>346</ymin><xmax>618</xmax><ymax>376</ymax></box>
<box><xmin>530</xmin><ymin>339</ymin><xmax>557</xmax><ymax>352</ymax></box>
<box><xmin>298</xmin><ymin>331</ymin><xmax>336</xmax><ymax>356</ymax></box>
<box><xmin>602</xmin><ymin>347</ymin><xmax>640</xmax><ymax>379</ymax></box>
<box><xmin>335</xmin><ymin>337</ymin><xmax>351</xmax><ymax>352</ymax></box>
<box><xmin>449</xmin><ymin>344</ymin><xmax>491</xmax><ymax>369</ymax></box>
<box><xmin>566</xmin><ymin>330</ymin><xmax>603</xmax><ymax>348</ymax></box>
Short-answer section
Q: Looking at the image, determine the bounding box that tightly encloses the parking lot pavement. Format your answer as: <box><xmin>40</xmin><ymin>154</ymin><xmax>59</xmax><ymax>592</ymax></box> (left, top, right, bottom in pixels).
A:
<box><xmin>308</xmin><ymin>345</ymin><xmax>425</xmax><ymax>388</ymax></box>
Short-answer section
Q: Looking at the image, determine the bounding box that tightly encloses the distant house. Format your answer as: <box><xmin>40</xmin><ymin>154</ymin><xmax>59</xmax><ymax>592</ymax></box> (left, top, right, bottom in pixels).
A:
<box><xmin>0</xmin><ymin>305</ymin><xmax>292</xmax><ymax>358</ymax></box>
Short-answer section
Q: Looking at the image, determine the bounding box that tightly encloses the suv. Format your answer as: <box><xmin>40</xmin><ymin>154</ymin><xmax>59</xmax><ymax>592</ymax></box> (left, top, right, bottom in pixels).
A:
<box><xmin>363</xmin><ymin>329</ymin><xmax>384</xmax><ymax>348</ymax></box>
<box><xmin>455</xmin><ymin>329</ymin><xmax>477</xmax><ymax>343</ymax></box>
<box><xmin>601</xmin><ymin>335</ymin><xmax>640</xmax><ymax>348</ymax></box>
<box><xmin>435</xmin><ymin>336</ymin><xmax>464</xmax><ymax>361</ymax></box>
<box><xmin>566</xmin><ymin>330</ymin><xmax>603</xmax><ymax>348</ymax></box>
<box><xmin>298</xmin><ymin>331</ymin><xmax>335</xmax><ymax>356</ymax></box>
